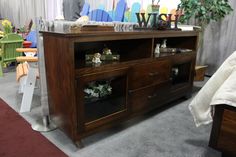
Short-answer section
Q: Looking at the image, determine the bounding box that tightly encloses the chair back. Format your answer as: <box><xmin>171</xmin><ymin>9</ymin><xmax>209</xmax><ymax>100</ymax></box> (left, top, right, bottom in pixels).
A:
<box><xmin>89</xmin><ymin>9</ymin><xmax>113</xmax><ymax>22</ymax></box>
<box><xmin>114</xmin><ymin>0</ymin><xmax>127</xmax><ymax>21</ymax></box>
<box><xmin>108</xmin><ymin>11</ymin><xmax>115</xmax><ymax>20</ymax></box>
<box><xmin>0</xmin><ymin>33</ymin><xmax>23</xmax><ymax>62</ymax></box>
<box><xmin>130</xmin><ymin>2</ymin><xmax>141</xmax><ymax>23</ymax></box>
<box><xmin>0</xmin><ymin>33</ymin><xmax>23</xmax><ymax>76</ymax></box>
<box><xmin>26</xmin><ymin>31</ymin><xmax>37</xmax><ymax>48</ymax></box>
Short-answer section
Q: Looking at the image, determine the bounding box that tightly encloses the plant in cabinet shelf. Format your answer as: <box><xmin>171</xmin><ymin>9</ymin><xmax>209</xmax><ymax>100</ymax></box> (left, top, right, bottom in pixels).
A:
<box><xmin>1</xmin><ymin>19</ymin><xmax>13</xmax><ymax>35</ymax></box>
<box><xmin>84</xmin><ymin>81</ymin><xmax>112</xmax><ymax>103</ymax></box>
<box><xmin>103</xmin><ymin>47</ymin><xmax>112</xmax><ymax>55</ymax></box>
<box><xmin>86</xmin><ymin>47</ymin><xmax>120</xmax><ymax>66</ymax></box>
<box><xmin>102</xmin><ymin>47</ymin><xmax>120</xmax><ymax>61</ymax></box>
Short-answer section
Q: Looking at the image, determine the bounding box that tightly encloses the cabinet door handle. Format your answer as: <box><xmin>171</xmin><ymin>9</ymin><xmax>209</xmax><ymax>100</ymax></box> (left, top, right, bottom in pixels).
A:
<box><xmin>149</xmin><ymin>72</ymin><xmax>159</xmax><ymax>77</ymax></box>
<box><xmin>148</xmin><ymin>94</ymin><xmax>157</xmax><ymax>99</ymax></box>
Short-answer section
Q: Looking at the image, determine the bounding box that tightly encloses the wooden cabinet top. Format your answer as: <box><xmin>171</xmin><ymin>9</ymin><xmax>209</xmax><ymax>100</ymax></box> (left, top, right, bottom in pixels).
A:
<box><xmin>40</xmin><ymin>29</ymin><xmax>199</xmax><ymax>39</ymax></box>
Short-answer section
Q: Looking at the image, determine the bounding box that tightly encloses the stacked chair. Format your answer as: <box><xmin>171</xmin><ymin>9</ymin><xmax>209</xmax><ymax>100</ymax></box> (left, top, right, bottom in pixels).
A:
<box><xmin>16</xmin><ymin>19</ymin><xmax>57</xmax><ymax>131</ymax></box>
<box><xmin>0</xmin><ymin>33</ymin><xmax>23</xmax><ymax>76</ymax></box>
<box><xmin>15</xmin><ymin>31</ymin><xmax>38</xmax><ymax>113</ymax></box>
<box><xmin>86</xmin><ymin>0</ymin><xmax>127</xmax><ymax>22</ymax></box>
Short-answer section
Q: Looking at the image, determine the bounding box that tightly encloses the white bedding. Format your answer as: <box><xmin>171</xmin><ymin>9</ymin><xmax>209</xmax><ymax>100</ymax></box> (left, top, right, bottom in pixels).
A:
<box><xmin>189</xmin><ymin>51</ymin><xmax>236</xmax><ymax>127</ymax></box>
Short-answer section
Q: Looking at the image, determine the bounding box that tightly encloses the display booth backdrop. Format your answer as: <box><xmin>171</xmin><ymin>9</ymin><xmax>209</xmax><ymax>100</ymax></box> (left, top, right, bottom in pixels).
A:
<box><xmin>0</xmin><ymin>0</ymin><xmax>181</xmax><ymax>27</ymax></box>
<box><xmin>0</xmin><ymin>0</ymin><xmax>63</xmax><ymax>28</ymax></box>
<box><xmin>85</xmin><ymin>0</ymin><xmax>180</xmax><ymax>12</ymax></box>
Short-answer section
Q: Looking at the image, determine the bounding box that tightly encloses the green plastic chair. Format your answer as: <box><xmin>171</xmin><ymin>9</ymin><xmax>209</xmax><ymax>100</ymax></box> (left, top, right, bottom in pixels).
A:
<box><xmin>0</xmin><ymin>33</ymin><xmax>23</xmax><ymax>76</ymax></box>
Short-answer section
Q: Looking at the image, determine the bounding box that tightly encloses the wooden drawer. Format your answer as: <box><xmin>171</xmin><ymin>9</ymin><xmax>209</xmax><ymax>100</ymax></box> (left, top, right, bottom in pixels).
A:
<box><xmin>129</xmin><ymin>60</ymin><xmax>170</xmax><ymax>90</ymax></box>
<box><xmin>129</xmin><ymin>82</ymin><xmax>170</xmax><ymax>113</ymax></box>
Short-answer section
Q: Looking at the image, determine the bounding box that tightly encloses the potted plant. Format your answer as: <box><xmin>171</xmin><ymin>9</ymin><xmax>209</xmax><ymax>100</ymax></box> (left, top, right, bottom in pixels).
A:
<box><xmin>17</xmin><ymin>27</ymin><xmax>28</xmax><ymax>39</ymax></box>
<box><xmin>177</xmin><ymin>0</ymin><xmax>233</xmax><ymax>74</ymax></box>
<box><xmin>1</xmin><ymin>19</ymin><xmax>13</xmax><ymax>35</ymax></box>
<box><xmin>178</xmin><ymin>0</ymin><xmax>233</xmax><ymax>30</ymax></box>
<box><xmin>148</xmin><ymin>0</ymin><xmax>160</xmax><ymax>27</ymax></box>
<box><xmin>152</xmin><ymin>0</ymin><xmax>160</xmax><ymax>10</ymax></box>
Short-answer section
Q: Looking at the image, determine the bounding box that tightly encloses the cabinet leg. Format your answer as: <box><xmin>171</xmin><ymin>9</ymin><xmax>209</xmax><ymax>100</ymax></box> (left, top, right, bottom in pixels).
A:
<box><xmin>76</xmin><ymin>140</ymin><xmax>84</xmax><ymax>148</ymax></box>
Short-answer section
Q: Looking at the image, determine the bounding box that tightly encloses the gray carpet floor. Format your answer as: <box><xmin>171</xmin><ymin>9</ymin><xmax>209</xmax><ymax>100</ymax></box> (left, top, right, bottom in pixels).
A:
<box><xmin>0</xmin><ymin>71</ymin><xmax>221</xmax><ymax>157</ymax></box>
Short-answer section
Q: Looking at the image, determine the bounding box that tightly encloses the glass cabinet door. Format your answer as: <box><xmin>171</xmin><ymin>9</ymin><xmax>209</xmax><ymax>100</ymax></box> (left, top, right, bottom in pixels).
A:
<box><xmin>77</xmin><ymin>68</ymin><xmax>128</xmax><ymax>131</ymax></box>
<box><xmin>171</xmin><ymin>61</ymin><xmax>191</xmax><ymax>85</ymax></box>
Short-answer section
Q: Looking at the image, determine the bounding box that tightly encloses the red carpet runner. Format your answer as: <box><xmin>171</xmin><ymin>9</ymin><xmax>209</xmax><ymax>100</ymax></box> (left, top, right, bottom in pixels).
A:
<box><xmin>0</xmin><ymin>98</ymin><xmax>68</xmax><ymax>157</ymax></box>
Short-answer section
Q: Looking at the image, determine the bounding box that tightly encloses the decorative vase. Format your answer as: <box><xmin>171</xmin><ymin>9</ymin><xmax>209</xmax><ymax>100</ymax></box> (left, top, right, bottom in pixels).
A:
<box><xmin>150</xmin><ymin>5</ymin><xmax>160</xmax><ymax>28</ymax></box>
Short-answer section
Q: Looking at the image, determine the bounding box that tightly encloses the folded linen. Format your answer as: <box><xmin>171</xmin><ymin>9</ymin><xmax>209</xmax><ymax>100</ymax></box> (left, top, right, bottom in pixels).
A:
<box><xmin>189</xmin><ymin>51</ymin><xmax>236</xmax><ymax>127</ymax></box>
<box><xmin>211</xmin><ymin>70</ymin><xmax>236</xmax><ymax>107</ymax></box>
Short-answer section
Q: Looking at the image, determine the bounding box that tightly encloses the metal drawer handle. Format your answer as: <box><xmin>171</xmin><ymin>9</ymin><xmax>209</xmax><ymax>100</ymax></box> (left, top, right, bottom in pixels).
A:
<box><xmin>149</xmin><ymin>72</ymin><xmax>159</xmax><ymax>77</ymax></box>
<box><xmin>148</xmin><ymin>94</ymin><xmax>157</xmax><ymax>99</ymax></box>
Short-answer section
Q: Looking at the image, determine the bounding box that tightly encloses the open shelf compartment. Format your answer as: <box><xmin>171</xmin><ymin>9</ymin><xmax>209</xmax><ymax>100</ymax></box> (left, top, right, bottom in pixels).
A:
<box><xmin>74</xmin><ymin>38</ymin><xmax>153</xmax><ymax>69</ymax></box>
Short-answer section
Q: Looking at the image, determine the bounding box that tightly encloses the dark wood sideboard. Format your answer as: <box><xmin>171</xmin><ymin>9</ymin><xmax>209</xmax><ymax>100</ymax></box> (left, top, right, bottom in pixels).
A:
<box><xmin>41</xmin><ymin>29</ymin><xmax>199</xmax><ymax>145</ymax></box>
<box><xmin>209</xmin><ymin>105</ymin><xmax>236</xmax><ymax>157</ymax></box>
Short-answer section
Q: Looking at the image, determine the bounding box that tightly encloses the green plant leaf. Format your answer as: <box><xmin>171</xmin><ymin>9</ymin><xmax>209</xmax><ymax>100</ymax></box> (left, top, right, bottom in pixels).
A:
<box><xmin>178</xmin><ymin>0</ymin><xmax>233</xmax><ymax>27</ymax></box>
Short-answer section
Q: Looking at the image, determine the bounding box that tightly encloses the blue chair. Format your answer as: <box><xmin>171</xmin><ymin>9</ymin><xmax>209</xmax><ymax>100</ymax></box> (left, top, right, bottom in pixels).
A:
<box><xmin>26</xmin><ymin>31</ymin><xmax>37</xmax><ymax>48</ymax></box>
<box><xmin>108</xmin><ymin>11</ymin><xmax>115</xmax><ymax>20</ymax></box>
<box><xmin>114</xmin><ymin>0</ymin><xmax>127</xmax><ymax>21</ymax></box>
<box><xmin>96</xmin><ymin>9</ymin><xmax>103</xmax><ymax>21</ymax></box>
<box><xmin>80</xmin><ymin>2</ymin><xmax>90</xmax><ymax>16</ymax></box>
<box><xmin>89</xmin><ymin>9</ymin><xmax>113</xmax><ymax>22</ymax></box>
<box><xmin>102</xmin><ymin>12</ymin><xmax>112</xmax><ymax>22</ymax></box>
<box><xmin>130</xmin><ymin>2</ymin><xmax>141</xmax><ymax>23</ymax></box>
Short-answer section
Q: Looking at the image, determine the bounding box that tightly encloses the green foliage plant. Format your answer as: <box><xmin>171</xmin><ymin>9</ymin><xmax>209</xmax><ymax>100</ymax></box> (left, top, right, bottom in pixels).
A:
<box><xmin>178</xmin><ymin>0</ymin><xmax>233</xmax><ymax>29</ymax></box>
<box><xmin>177</xmin><ymin>0</ymin><xmax>233</xmax><ymax>64</ymax></box>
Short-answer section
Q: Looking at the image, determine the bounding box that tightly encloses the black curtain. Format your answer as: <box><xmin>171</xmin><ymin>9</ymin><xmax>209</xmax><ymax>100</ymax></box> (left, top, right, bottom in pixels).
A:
<box><xmin>63</xmin><ymin>0</ymin><xmax>85</xmax><ymax>21</ymax></box>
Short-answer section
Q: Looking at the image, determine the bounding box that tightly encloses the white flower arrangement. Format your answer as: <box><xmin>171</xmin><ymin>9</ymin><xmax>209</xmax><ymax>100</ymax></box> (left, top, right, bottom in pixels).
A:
<box><xmin>84</xmin><ymin>88</ymin><xmax>99</xmax><ymax>98</ymax></box>
<box><xmin>84</xmin><ymin>81</ymin><xmax>112</xmax><ymax>101</ymax></box>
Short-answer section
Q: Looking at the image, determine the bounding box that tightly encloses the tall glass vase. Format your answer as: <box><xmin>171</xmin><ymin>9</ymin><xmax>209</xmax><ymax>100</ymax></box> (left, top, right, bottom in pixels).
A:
<box><xmin>150</xmin><ymin>5</ymin><xmax>159</xmax><ymax>28</ymax></box>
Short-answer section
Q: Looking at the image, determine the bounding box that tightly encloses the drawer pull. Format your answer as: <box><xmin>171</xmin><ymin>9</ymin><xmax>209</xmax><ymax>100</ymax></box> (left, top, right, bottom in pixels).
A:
<box><xmin>149</xmin><ymin>72</ymin><xmax>159</xmax><ymax>77</ymax></box>
<box><xmin>148</xmin><ymin>94</ymin><xmax>157</xmax><ymax>99</ymax></box>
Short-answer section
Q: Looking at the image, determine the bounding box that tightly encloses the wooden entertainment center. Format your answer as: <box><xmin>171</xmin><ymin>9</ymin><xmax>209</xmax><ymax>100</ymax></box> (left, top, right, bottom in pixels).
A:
<box><xmin>41</xmin><ymin>29</ymin><xmax>199</xmax><ymax>144</ymax></box>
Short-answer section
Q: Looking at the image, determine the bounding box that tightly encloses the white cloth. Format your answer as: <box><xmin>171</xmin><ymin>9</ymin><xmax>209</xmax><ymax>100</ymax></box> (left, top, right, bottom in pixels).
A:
<box><xmin>211</xmin><ymin>70</ymin><xmax>236</xmax><ymax>107</ymax></box>
<box><xmin>189</xmin><ymin>51</ymin><xmax>236</xmax><ymax>127</ymax></box>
